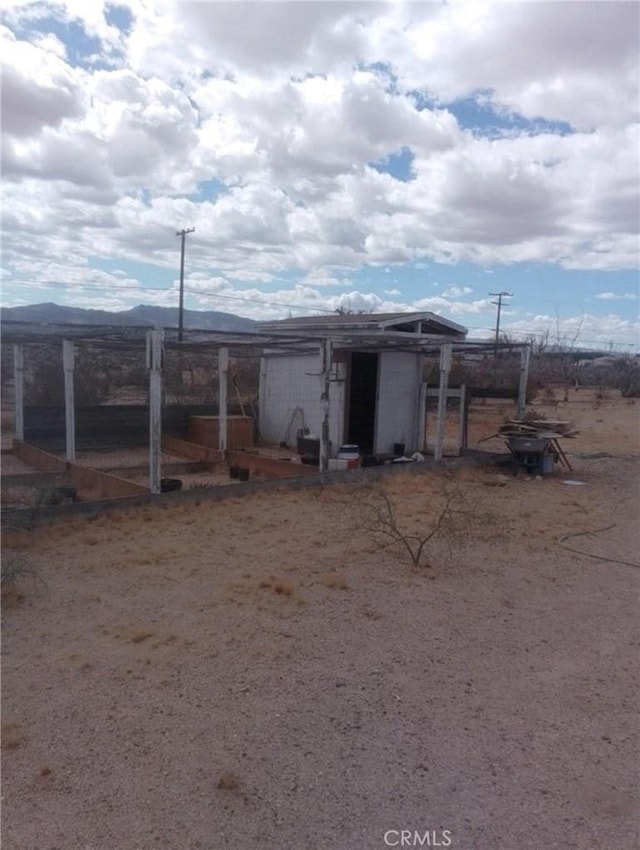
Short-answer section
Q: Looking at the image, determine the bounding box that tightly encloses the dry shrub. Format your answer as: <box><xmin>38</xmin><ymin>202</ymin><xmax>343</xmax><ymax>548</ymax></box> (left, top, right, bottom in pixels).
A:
<box><xmin>1</xmin><ymin>551</ymin><xmax>45</xmax><ymax>598</ymax></box>
<box><xmin>347</xmin><ymin>471</ymin><xmax>500</xmax><ymax>568</ymax></box>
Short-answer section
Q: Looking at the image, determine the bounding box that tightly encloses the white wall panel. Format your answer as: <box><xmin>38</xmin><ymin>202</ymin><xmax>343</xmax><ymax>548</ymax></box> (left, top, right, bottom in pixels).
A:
<box><xmin>375</xmin><ymin>352</ymin><xmax>422</xmax><ymax>454</ymax></box>
<box><xmin>259</xmin><ymin>353</ymin><xmax>323</xmax><ymax>445</ymax></box>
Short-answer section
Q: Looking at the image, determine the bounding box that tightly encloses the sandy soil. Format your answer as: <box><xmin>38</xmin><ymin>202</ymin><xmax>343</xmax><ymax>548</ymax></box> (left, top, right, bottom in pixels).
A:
<box><xmin>2</xmin><ymin>396</ymin><xmax>639</xmax><ymax>850</ymax></box>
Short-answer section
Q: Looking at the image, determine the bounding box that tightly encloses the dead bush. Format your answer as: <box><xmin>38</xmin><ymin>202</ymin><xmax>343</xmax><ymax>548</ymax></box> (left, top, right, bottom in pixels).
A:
<box><xmin>347</xmin><ymin>473</ymin><xmax>499</xmax><ymax>568</ymax></box>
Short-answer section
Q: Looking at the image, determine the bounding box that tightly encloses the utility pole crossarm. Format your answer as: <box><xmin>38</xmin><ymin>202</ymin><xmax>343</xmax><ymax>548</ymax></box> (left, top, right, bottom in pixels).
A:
<box><xmin>176</xmin><ymin>227</ymin><xmax>195</xmax><ymax>342</ymax></box>
<box><xmin>490</xmin><ymin>291</ymin><xmax>513</xmax><ymax>354</ymax></box>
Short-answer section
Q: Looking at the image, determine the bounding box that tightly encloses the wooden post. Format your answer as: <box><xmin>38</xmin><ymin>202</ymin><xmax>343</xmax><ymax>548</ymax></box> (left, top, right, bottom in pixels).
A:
<box><xmin>13</xmin><ymin>344</ymin><xmax>24</xmax><ymax>441</ymax></box>
<box><xmin>147</xmin><ymin>329</ymin><xmax>164</xmax><ymax>494</ymax></box>
<box><xmin>320</xmin><ymin>338</ymin><xmax>331</xmax><ymax>472</ymax></box>
<box><xmin>457</xmin><ymin>383</ymin><xmax>467</xmax><ymax>454</ymax></box>
<box><xmin>517</xmin><ymin>345</ymin><xmax>531</xmax><ymax>419</ymax></box>
<box><xmin>417</xmin><ymin>382</ymin><xmax>428</xmax><ymax>452</ymax></box>
<box><xmin>218</xmin><ymin>347</ymin><xmax>229</xmax><ymax>454</ymax></box>
<box><xmin>434</xmin><ymin>343</ymin><xmax>452</xmax><ymax>462</ymax></box>
<box><xmin>62</xmin><ymin>340</ymin><xmax>76</xmax><ymax>461</ymax></box>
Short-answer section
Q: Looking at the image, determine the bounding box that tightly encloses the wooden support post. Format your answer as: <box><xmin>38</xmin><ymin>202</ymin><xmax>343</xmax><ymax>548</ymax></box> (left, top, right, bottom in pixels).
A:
<box><xmin>147</xmin><ymin>329</ymin><xmax>164</xmax><ymax>495</ymax></box>
<box><xmin>517</xmin><ymin>345</ymin><xmax>531</xmax><ymax>419</ymax></box>
<box><xmin>13</xmin><ymin>344</ymin><xmax>24</xmax><ymax>441</ymax></box>
<box><xmin>62</xmin><ymin>340</ymin><xmax>76</xmax><ymax>461</ymax></box>
<box><xmin>457</xmin><ymin>383</ymin><xmax>467</xmax><ymax>454</ymax></box>
<box><xmin>320</xmin><ymin>338</ymin><xmax>331</xmax><ymax>473</ymax></box>
<box><xmin>462</xmin><ymin>386</ymin><xmax>470</xmax><ymax>450</ymax></box>
<box><xmin>218</xmin><ymin>347</ymin><xmax>229</xmax><ymax>454</ymax></box>
<box><xmin>434</xmin><ymin>343</ymin><xmax>452</xmax><ymax>462</ymax></box>
<box><xmin>417</xmin><ymin>382</ymin><xmax>428</xmax><ymax>452</ymax></box>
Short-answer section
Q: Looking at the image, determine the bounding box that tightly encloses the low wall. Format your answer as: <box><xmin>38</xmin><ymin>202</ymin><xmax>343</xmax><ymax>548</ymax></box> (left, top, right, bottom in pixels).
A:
<box><xmin>1</xmin><ymin>451</ymin><xmax>508</xmax><ymax>530</ymax></box>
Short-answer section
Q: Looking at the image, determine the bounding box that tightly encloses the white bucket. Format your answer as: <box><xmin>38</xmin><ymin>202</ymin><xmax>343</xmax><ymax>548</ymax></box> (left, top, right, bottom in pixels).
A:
<box><xmin>337</xmin><ymin>444</ymin><xmax>360</xmax><ymax>469</ymax></box>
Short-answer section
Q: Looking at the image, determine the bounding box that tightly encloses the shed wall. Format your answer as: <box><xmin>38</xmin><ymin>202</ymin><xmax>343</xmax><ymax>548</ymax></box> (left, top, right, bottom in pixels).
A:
<box><xmin>259</xmin><ymin>352</ymin><xmax>345</xmax><ymax>452</ymax></box>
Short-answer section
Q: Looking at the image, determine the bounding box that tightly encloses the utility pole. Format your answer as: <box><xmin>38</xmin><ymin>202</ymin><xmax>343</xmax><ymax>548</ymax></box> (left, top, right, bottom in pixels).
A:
<box><xmin>490</xmin><ymin>291</ymin><xmax>513</xmax><ymax>355</ymax></box>
<box><xmin>176</xmin><ymin>227</ymin><xmax>195</xmax><ymax>342</ymax></box>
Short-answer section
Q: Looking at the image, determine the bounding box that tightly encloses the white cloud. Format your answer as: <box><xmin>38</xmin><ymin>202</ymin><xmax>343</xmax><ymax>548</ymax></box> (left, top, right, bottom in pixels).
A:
<box><xmin>502</xmin><ymin>313</ymin><xmax>640</xmax><ymax>350</ymax></box>
<box><xmin>595</xmin><ymin>291</ymin><xmax>638</xmax><ymax>301</ymax></box>
<box><xmin>442</xmin><ymin>286</ymin><xmax>473</xmax><ymax>298</ymax></box>
<box><xmin>1</xmin><ymin>1</ymin><xmax>638</xmax><ymax>346</ymax></box>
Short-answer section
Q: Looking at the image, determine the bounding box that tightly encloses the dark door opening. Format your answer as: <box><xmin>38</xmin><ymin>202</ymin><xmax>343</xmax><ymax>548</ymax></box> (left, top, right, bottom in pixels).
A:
<box><xmin>346</xmin><ymin>352</ymin><xmax>378</xmax><ymax>454</ymax></box>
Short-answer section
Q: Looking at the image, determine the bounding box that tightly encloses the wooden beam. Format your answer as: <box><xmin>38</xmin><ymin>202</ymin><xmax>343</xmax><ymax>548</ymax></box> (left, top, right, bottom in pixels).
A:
<box><xmin>147</xmin><ymin>329</ymin><xmax>164</xmax><ymax>494</ymax></box>
<box><xmin>457</xmin><ymin>383</ymin><xmax>467</xmax><ymax>453</ymax></box>
<box><xmin>13</xmin><ymin>344</ymin><xmax>24</xmax><ymax>441</ymax></box>
<box><xmin>218</xmin><ymin>347</ymin><xmax>229</xmax><ymax>454</ymax></box>
<box><xmin>417</xmin><ymin>382</ymin><xmax>428</xmax><ymax>452</ymax></box>
<box><xmin>320</xmin><ymin>338</ymin><xmax>331</xmax><ymax>473</ymax></box>
<box><xmin>517</xmin><ymin>345</ymin><xmax>531</xmax><ymax>419</ymax></box>
<box><xmin>434</xmin><ymin>343</ymin><xmax>452</xmax><ymax>462</ymax></box>
<box><xmin>62</xmin><ymin>340</ymin><xmax>75</xmax><ymax>461</ymax></box>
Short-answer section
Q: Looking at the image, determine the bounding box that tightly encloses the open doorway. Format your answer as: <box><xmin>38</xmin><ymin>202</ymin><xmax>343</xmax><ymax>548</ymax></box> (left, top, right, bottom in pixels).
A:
<box><xmin>346</xmin><ymin>352</ymin><xmax>378</xmax><ymax>453</ymax></box>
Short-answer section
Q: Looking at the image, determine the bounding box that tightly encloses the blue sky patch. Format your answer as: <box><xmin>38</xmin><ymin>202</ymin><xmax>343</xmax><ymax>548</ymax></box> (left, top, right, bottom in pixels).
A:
<box><xmin>369</xmin><ymin>147</ymin><xmax>414</xmax><ymax>182</ymax></box>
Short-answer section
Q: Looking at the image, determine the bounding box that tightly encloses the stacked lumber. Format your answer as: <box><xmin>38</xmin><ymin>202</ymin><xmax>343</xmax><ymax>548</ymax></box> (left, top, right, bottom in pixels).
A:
<box><xmin>498</xmin><ymin>419</ymin><xmax>579</xmax><ymax>439</ymax></box>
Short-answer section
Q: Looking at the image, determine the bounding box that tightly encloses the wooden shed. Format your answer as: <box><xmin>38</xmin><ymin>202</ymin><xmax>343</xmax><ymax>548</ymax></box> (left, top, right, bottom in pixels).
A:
<box><xmin>257</xmin><ymin>312</ymin><xmax>467</xmax><ymax>457</ymax></box>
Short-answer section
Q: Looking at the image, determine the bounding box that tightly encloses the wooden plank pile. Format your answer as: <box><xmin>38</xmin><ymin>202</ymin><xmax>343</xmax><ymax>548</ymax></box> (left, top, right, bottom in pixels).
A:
<box><xmin>498</xmin><ymin>419</ymin><xmax>578</xmax><ymax>471</ymax></box>
<box><xmin>498</xmin><ymin>419</ymin><xmax>579</xmax><ymax>440</ymax></box>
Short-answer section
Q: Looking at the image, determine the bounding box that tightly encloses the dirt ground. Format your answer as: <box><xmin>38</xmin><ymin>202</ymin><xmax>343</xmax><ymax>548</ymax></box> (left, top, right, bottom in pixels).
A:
<box><xmin>2</xmin><ymin>393</ymin><xmax>639</xmax><ymax>850</ymax></box>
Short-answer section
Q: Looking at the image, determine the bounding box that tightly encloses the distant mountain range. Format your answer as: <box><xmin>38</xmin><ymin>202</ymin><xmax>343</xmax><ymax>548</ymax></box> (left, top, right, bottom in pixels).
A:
<box><xmin>0</xmin><ymin>302</ymin><xmax>256</xmax><ymax>332</ymax></box>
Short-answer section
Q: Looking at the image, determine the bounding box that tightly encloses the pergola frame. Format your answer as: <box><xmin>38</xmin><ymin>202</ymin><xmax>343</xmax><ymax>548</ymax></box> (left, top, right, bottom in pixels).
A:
<box><xmin>3</xmin><ymin>320</ymin><xmax>531</xmax><ymax>489</ymax></box>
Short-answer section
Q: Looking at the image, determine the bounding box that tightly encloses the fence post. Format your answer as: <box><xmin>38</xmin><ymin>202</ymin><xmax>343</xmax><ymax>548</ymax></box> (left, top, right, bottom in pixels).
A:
<box><xmin>13</xmin><ymin>344</ymin><xmax>24</xmax><ymax>441</ymax></box>
<box><xmin>147</xmin><ymin>329</ymin><xmax>164</xmax><ymax>494</ymax></box>
<box><xmin>218</xmin><ymin>347</ymin><xmax>228</xmax><ymax>454</ymax></box>
<box><xmin>62</xmin><ymin>340</ymin><xmax>76</xmax><ymax>461</ymax></box>
<box><xmin>457</xmin><ymin>383</ymin><xmax>467</xmax><ymax>453</ymax></box>
<box><xmin>320</xmin><ymin>338</ymin><xmax>331</xmax><ymax>472</ymax></box>
<box><xmin>434</xmin><ymin>343</ymin><xmax>452</xmax><ymax>462</ymax></box>
<box><xmin>517</xmin><ymin>345</ymin><xmax>531</xmax><ymax>419</ymax></box>
<box><xmin>417</xmin><ymin>382</ymin><xmax>428</xmax><ymax>452</ymax></box>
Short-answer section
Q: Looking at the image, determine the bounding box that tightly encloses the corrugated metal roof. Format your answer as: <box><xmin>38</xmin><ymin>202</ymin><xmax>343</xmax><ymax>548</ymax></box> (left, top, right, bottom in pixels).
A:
<box><xmin>257</xmin><ymin>311</ymin><xmax>467</xmax><ymax>337</ymax></box>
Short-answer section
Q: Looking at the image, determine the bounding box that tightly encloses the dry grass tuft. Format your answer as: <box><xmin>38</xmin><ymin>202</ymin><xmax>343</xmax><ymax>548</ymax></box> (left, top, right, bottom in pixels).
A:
<box><xmin>129</xmin><ymin>630</ymin><xmax>154</xmax><ymax>644</ymax></box>
<box><xmin>272</xmin><ymin>579</ymin><xmax>294</xmax><ymax>596</ymax></box>
<box><xmin>218</xmin><ymin>771</ymin><xmax>240</xmax><ymax>791</ymax></box>
<box><xmin>1</xmin><ymin>721</ymin><xmax>24</xmax><ymax>750</ymax></box>
<box><xmin>320</xmin><ymin>573</ymin><xmax>348</xmax><ymax>590</ymax></box>
<box><xmin>258</xmin><ymin>576</ymin><xmax>295</xmax><ymax>596</ymax></box>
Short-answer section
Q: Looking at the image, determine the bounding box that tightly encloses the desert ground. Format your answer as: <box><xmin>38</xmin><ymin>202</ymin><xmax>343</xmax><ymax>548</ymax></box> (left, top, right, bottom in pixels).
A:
<box><xmin>2</xmin><ymin>391</ymin><xmax>639</xmax><ymax>850</ymax></box>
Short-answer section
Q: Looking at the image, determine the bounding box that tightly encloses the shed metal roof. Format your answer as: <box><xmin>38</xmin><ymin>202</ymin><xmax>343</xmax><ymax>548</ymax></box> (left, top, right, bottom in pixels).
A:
<box><xmin>257</xmin><ymin>311</ymin><xmax>467</xmax><ymax>338</ymax></box>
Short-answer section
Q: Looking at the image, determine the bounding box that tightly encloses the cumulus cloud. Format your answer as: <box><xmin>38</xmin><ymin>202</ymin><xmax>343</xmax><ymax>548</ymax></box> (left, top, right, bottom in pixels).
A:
<box><xmin>442</xmin><ymin>286</ymin><xmax>473</xmax><ymax>298</ymax></box>
<box><xmin>0</xmin><ymin>26</ymin><xmax>85</xmax><ymax>136</ymax></box>
<box><xmin>0</xmin><ymin>1</ymin><xmax>638</xmax><ymax>347</ymax></box>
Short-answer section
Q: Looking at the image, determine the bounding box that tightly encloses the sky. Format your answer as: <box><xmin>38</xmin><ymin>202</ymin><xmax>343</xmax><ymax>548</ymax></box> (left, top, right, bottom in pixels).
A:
<box><xmin>1</xmin><ymin>0</ymin><xmax>639</xmax><ymax>351</ymax></box>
